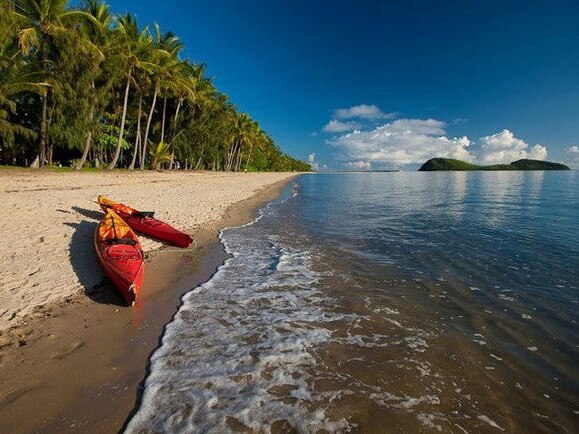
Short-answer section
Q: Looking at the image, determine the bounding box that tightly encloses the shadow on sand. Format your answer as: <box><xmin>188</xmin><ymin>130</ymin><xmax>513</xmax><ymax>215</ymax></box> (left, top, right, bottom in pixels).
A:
<box><xmin>72</xmin><ymin>205</ymin><xmax>103</xmax><ymax>221</ymax></box>
<box><xmin>65</xmin><ymin>206</ymin><xmax>126</xmax><ymax>307</ymax></box>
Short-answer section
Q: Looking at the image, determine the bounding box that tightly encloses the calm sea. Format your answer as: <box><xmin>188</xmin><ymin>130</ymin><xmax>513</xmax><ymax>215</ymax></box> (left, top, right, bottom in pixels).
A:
<box><xmin>127</xmin><ymin>171</ymin><xmax>578</xmax><ymax>433</ymax></box>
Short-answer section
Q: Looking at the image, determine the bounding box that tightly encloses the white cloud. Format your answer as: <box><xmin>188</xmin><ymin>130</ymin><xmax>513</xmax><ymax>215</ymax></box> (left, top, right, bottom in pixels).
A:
<box><xmin>327</xmin><ymin>118</ymin><xmax>472</xmax><ymax>165</ymax></box>
<box><xmin>307</xmin><ymin>153</ymin><xmax>327</xmax><ymax>170</ymax></box>
<box><xmin>307</xmin><ymin>152</ymin><xmax>318</xmax><ymax>170</ymax></box>
<box><xmin>335</xmin><ymin>104</ymin><xmax>395</xmax><ymax>120</ymax></box>
<box><xmin>322</xmin><ymin>109</ymin><xmax>551</xmax><ymax>167</ymax></box>
<box><xmin>322</xmin><ymin>119</ymin><xmax>360</xmax><ymax>133</ymax></box>
<box><xmin>477</xmin><ymin>129</ymin><xmax>547</xmax><ymax>164</ymax></box>
<box><xmin>342</xmin><ymin>161</ymin><xmax>372</xmax><ymax>170</ymax></box>
<box><xmin>565</xmin><ymin>145</ymin><xmax>579</xmax><ymax>168</ymax></box>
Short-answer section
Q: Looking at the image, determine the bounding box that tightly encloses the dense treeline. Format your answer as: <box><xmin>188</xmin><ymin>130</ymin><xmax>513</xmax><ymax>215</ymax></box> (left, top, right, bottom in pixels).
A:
<box><xmin>0</xmin><ymin>0</ymin><xmax>311</xmax><ymax>171</ymax></box>
<box><xmin>419</xmin><ymin>158</ymin><xmax>570</xmax><ymax>171</ymax></box>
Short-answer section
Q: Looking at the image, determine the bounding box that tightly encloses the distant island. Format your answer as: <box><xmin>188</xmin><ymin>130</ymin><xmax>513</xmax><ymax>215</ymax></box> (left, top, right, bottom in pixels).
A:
<box><xmin>419</xmin><ymin>158</ymin><xmax>570</xmax><ymax>171</ymax></box>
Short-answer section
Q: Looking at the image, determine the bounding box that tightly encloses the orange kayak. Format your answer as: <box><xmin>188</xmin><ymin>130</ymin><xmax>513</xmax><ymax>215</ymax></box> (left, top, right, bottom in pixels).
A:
<box><xmin>94</xmin><ymin>209</ymin><xmax>144</xmax><ymax>305</ymax></box>
<box><xmin>97</xmin><ymin>195</ymin><xmax>193</xmax><ymax>248</ymax></box>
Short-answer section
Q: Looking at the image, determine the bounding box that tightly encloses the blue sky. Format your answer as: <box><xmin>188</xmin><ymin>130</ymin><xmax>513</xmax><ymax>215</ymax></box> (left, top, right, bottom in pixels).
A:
<box><xmin>109</xmin><ymin>0</ymin><xmax>579</xmax><ymax>169</ymax></box>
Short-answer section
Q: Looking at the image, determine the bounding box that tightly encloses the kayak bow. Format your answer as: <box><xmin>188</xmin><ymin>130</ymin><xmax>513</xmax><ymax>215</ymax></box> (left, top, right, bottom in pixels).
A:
<box><xmin>97</xmin><ymin>195</ymin><xmax>194</xmax><ymax>248</ymax></box>
<box><xmin>94</xmin><ymin>209</ymin><xmax>144</xmax><ymax>305</ymax></box>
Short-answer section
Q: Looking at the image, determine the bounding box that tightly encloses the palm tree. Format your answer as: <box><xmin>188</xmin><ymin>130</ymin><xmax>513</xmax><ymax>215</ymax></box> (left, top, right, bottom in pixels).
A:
<box><xmin>12</xmin><ymin>0</ymin><xmax>97</xmax><ymax>167</ymax></box>
<box><xmin>74</xmin><ymin>0</ymin><xmax>112</xmax><ymax>170</ymax></box>
<box><xmin>226</xmin><ymin>112</ymin><xmax>256</xmax><ymax>171</ymax></box>
<box><xmin>245</xmin><ymin>127</ymin><xmax>268</xmax><ymax>171</ymax></box>
<box><xmin>107</xmin><ymin>13</ymin><xmax>154</xmax><ymax>170</ymax></box>
<box><xmin>138</xmin><ymin>23</ymin><xmax>182</xmax><ymax>169</ymax></box>
<box><xmin>152</xmin><ymin>23</ymin><xmax>183</xmax><ymax>145</ymax></box>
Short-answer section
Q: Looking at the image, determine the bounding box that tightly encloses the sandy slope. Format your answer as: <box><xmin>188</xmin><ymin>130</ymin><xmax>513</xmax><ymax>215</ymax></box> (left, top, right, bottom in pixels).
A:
<box><xmin>0</xmin><ymin>170</ymin><xmax>295</xmax><ymax>330</ymax></box>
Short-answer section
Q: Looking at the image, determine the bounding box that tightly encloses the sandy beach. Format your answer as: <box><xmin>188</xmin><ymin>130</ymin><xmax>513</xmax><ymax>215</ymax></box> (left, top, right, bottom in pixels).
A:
<box><xmin>0</xmin><ymin>169</ymin><xmax>296</xmax><ymax>433</ymax></box>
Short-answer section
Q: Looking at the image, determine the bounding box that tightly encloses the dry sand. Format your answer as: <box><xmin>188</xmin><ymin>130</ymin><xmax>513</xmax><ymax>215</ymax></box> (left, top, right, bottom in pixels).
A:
<box><xmin>0</xmin><ymin>169</ymin><xmax>296</xmax><ymax>433</ymax></box>
<box><xmin>0</xmin><ymin>170</ymin><xmax>295</xmax><ymax>330</ymax></box>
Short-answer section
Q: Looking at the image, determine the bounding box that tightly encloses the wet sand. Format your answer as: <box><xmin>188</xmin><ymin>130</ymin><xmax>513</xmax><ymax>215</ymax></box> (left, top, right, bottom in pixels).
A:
<box><xmin>0</xmin><ymin>172</ymin><xmax>295</xmax><ymax>433</ymax></box>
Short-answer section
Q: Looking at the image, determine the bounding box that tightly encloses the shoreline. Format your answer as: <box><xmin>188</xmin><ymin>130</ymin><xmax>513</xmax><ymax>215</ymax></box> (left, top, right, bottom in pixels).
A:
<box><xmin>0</xmin><ymin>172</ymin><xmax>296</xmax><ymax>433</ymax></box>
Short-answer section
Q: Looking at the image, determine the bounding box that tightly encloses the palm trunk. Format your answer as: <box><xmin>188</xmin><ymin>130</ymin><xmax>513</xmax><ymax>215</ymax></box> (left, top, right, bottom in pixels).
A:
<box><xmin>195</xmin><ymin>144</ymin><xmax>205</xmax><ymax>170</ymax></box>
<box><xmin>108</xmin><ymin>69</ymin><xmax>132</xmax><ymax>170</ymax></box>
<box><xmin>141</xmin><ymin>84</ymin><xmax>158</xmax><ymax>170</ymax></box>
<box><xmin>38</xmin><ymin>92</ymin><xmax>48</xmax><ymax>168</ymax></box>
<box><xmin>76</xmin><ymin>130</ymin><xmax>93</xmax><ymax>170</ymax></box>
<box><xmin>169</xmin><ymin>98</ymin><xmax>182</xmax><ymax>170</ymax></box>
<box><xmin>236</xmin><ymin>147</ymin><xmax>243</xmax><ymax>172</ymax></box>
<box><xmin>173</xmin><ymin>98</ymin><xmax>182</xmax><ymax>134</ymax></box>
<box><xmin>245</xmin><ymin>143</ymin><xmax>253</xmax><ymax>171</ymax></box>
<box><xmin>47</xmin><ymin>138</ymin><xmax>53</xmax><ymax>166</ymax></box>
<box><xmin>226</xmin><ymin>140</ymin><xmax>238</xmax><ymax>171</ymax></box>
<box><xmin>160</xmin><ymin>94</ymin><xmax>167</xmax><ymax>144</ymax></box>
<box><xmin>129</xmin><ymin>94</ymin><xmax>143</xmax><ymax>170</ymax></box>
<box><xmin>45</xmin><ymin>99</ymin><xmax>57</xmax><ymax>166</ymax></box>
<box><xmin>75</xmin><ymin>95</ymin><xmax>95</xmax><ymax>170</ymax></box>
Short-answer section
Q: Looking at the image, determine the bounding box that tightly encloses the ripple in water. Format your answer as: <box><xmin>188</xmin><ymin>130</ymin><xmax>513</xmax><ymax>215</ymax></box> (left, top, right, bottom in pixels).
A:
<box><xmin>127</xmin><ymin>172</ymin><xmax>579</xmax><ymax>433</ymax></box>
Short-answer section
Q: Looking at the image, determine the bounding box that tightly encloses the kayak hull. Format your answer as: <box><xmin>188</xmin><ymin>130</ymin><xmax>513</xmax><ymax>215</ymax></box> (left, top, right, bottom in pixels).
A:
<box><xmin>94</xmin><ymin>210</ymin><xmax>145</xmax><ymax>305</ymax></box>
<box><xmin>98</xmin><ymin>195</ymin><xmax>193</xmax><ymax>248</ymax></box>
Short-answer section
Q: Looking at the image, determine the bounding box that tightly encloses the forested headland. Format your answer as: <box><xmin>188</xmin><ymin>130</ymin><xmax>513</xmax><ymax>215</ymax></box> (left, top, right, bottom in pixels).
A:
<box><xmin>0</xmin><ymin>0</ymin><xmax>311</xmax><ymax>172</ymax></box>
<box><xmin>419</xmin><ymin>158</ymin><xmax>570</xmax><ymax>171</ymax></box>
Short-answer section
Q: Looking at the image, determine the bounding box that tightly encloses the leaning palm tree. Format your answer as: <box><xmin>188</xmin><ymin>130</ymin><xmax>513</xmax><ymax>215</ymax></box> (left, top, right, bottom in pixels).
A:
<box><xmin>226</xmin><ymin>112</ymin><xmax>256</xmax><ymax>171</ymax></box>
<box><xmin>138</xmin><ymin>23</ymin><xmax>181</xmax><ymax>169</ymax></box>
<box><xmin>12</xmin><ymin>0</ymin><xmax>97</xmax><ymax>167</ymax></box>
<box><xmin>107</xmin><ymin>13</ymin><xmax>155</xmax><ymax>170</ymax></box>
<box><xmin>152</xmin><ymin>23</ymin><xmax>183</xmax><ymax>145</ymax></box>
<box><xmin>74</xmin><ymin>0</ymin><xmax>113</xmax><ymax>170</ymax></box>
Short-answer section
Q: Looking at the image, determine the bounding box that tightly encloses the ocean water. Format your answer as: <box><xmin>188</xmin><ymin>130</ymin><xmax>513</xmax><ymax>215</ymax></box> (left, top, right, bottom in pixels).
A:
<box><xmin>127</xmin><ymin>171</ymin><xmax>579</xmax><ymax>433</ymax></box>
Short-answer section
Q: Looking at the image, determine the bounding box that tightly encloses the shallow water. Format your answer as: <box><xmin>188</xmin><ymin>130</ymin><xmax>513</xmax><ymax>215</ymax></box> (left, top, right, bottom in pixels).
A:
<box><xmin>127</xmin><ymin>171</ymin><xmax>578</xmax><ymax>433</ymax></box>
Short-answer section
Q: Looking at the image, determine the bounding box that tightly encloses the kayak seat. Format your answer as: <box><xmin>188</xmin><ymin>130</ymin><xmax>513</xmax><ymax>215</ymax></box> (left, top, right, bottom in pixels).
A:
<box><xmin>106</xmin><ymin>238</ymin><xmax>137</xmax><ymax>246</ymax></box>
<box><xmin>133</xmin><ymin>211</ymin><xmax>155</xmax><ymax>218</ymax></box>
<box><xmin>105</xmin><ymin>244</ymin><xmax>140</xmax><ymax>260</ymax></box>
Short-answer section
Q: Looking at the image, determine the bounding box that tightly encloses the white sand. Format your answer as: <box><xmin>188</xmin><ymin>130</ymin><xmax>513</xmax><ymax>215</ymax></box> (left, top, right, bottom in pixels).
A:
<box><xmin>0</xmin><ymin>170</ymin><xmax>295</xmax><ymax>330</ymax></box>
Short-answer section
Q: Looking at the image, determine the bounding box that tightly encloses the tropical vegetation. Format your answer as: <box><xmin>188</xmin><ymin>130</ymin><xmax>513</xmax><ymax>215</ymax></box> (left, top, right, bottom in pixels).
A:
<box><xmin>419</xmin><ymin>158</ymin><xmax>570</xmax><ymax>171</ymax></box>
<box><xmin>0</xmin><ymin>0</ymin><xmax>311</xmax><ymax>172</ymax></box>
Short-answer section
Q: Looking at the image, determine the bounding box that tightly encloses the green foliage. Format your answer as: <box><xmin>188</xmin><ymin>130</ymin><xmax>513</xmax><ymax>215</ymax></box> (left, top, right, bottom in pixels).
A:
<box><xmin>94</xmin><ymin>115</ymin><xmax>129</xmax><ymax>150</ymax></box>
<box><xmin>419</xmin><ymin>158</ymin><xmax>480</xmax><ymax>171</ymax></box>
<box><xmin>419</xmin><ymin>158</ymin><xmax>570</xmax><ymax>171</ymax></box>
<box><xmin>150</xmin><ymin>141</ymin><xmax>172</xmax><ymax>170</ymax></box>
<box><xmin>0</xmin><ymin>0</ymin><xmax>312</xmax><ymax>171</ymax></box>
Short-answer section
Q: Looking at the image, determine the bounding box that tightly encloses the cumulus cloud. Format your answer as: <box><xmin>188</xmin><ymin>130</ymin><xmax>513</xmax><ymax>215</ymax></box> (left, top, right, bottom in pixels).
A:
<box><xmin>322</xmin><ymin>110</ymin><xmax>550</xmax><ymax>168</ymax></box>
<box><xmin>322</xmin><ymin>119</ymin><xmax>360</xmax><ymax>133</ymax></box>
<box><xmin>307</xmin><ymin>153</ymin><xmax>327</xmax><ymax>170</ymax></box>
<box><xmin>565</xmin><ymin>145</ymin><xmax>579</xmax><ymax>168</ymax></box>
<box><xmin>342</xmin><ymin>161</ymin><xmax>372</xmax><ymax>170</ymax></box>
<box><xmin>477</xmin><ymin>129</ymin><xmax>547</xmax><ymax>164</ymax></box>
<box><xmin>335</xmin><ymin>104</ymin><xmax>395</xmax><ymax>120</ymax></box>
<box><xmin>327</xmin><ymin>118</ymin><xmax>471</xmax><ymax>165</ymax></box>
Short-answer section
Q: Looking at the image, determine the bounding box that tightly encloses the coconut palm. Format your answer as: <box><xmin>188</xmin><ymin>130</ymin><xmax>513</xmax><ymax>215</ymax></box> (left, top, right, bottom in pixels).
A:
<box><xmin>74</xmin><ymin>0</ymin><xmax>113</xmax><ymax>170</ymax></box>
<box><xmin>137</xmin><ymin>23</ymin><xmax>182</xmax><ymax>169</ymax></box>
<box><xmin>106</xmin><ymin>14</ymin><xmax>157</xmax><ymax>170</ymax></box>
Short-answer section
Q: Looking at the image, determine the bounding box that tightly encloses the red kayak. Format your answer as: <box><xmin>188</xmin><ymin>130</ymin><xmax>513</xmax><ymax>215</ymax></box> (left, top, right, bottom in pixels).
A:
<box><xmin>94</xmin><ymin>209</ymin><xmax>144</xmax><ymax>305</ymax></box>
<box><xmin>97</xmin><ymin>195</ymin><xmax>194</xmax><ymax>248</ymax></box>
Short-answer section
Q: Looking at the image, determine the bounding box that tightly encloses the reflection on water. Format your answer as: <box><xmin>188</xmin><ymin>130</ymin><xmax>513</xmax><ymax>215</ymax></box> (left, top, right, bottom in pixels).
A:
<box><xmin>128</xmin><ymin>171</ymin><xmax>578</xmax><ymax>433</ymax></box>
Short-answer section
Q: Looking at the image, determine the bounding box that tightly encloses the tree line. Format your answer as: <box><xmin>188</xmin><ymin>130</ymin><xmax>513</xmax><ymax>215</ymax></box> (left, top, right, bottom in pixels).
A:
<box><xmin>0</xmin><ymin>0</ymin><xmax>311</xmax><ymax>172</ymax></box>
